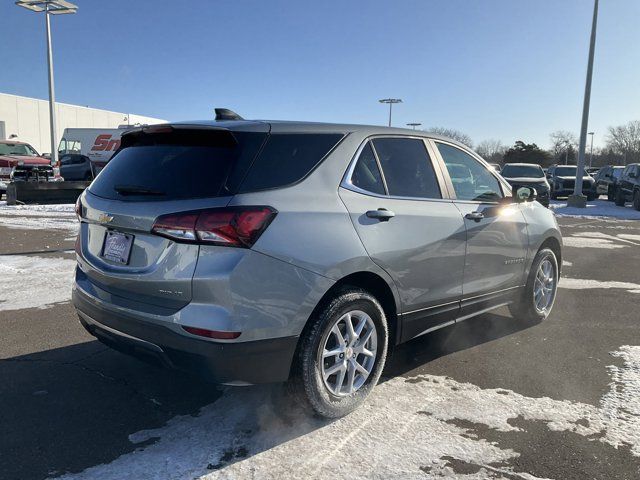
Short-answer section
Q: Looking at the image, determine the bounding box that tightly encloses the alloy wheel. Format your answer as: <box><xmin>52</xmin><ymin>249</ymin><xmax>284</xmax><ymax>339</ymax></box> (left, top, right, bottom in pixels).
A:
<box><xmin>320</xmin><ymin>310</ymin><xmax>377</xmax><ymax>397</ymax></box>
<box><xmin>533</xmin><ymin>257</ymin><xmax>556</xmax><ymax>314</ymax></box>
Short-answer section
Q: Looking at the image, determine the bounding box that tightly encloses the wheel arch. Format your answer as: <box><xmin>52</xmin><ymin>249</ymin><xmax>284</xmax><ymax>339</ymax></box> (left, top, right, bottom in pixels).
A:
<box><xmin>289</xmin><ymin>270</ymin><xmax>401</xmax><ymax>380</ymax></box>
<box><xmin>538</xmin><ymin>236</ymin><xmax>562</xmax><ymax>274</ymax></box>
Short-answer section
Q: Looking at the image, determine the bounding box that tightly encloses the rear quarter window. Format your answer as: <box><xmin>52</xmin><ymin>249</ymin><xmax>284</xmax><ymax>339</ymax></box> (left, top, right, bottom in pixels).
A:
<box><xmin>238</xmin><ymin>133</ymin><xmax>344</xmax><ymax>193</ymax></box>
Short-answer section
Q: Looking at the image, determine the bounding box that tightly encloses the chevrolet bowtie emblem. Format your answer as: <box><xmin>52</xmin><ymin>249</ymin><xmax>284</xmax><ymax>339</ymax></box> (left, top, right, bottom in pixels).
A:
<box><xmin>98</xmin><ymin>213</ymin><xmax>114</xmax><ymax>224</ymax></box>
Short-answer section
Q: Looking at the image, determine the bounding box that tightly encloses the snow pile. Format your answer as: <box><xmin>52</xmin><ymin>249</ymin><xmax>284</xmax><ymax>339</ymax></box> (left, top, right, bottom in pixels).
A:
<box><xmin>53</xmin><ymin>346</ymin><xmax>640</xmax><ymax>480</ymax></box>
<box><xmin>0</xmin><ymin>255</ymin><xmax>76</xmax><ymax>311</ymax></box>
<box><xmin>550</xmin><ymin>199</ymin><xmax>640</xmax><ymax>220</ymax></box>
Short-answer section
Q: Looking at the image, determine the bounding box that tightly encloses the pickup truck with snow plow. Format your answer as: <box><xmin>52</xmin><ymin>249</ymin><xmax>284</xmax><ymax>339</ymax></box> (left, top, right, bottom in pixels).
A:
<box><xmin>0</xmin><ymin>140</ymin><xmax>62</xmax><ymax>198</ymax></box>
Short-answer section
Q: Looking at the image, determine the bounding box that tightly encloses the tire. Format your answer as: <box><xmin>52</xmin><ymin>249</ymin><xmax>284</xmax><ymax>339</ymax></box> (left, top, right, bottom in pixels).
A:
<box><xmin>509</xmin><ymin>248</ymin><xmax>559</xmax><ymax>325</ymax></box>
<box><xmin>607</xmin><ymin>186</ymin><xmax>614</xmax><ymax>202</ymax></box>
<box><xmin>550</xmin><ymin>191</ymin><xmax>557</xmax><ymax>201</ymax></box>
<box><xmin>291</xmin><ymin>287</ymin><xmax>388</xmax><ymax>418</ymax></box>
<box><xmin>587</xmin><ymin>192</ymin><xmax>596</xmax><ymax>201</ymax></box>
<box><xmin>615</xmin><ymin>188</ymin><xmax>626</xmax><ymax>207</ymax></box>
<box><xmin>633</xmin><ymin>190</ymin><xmax>640</xmax><ymax>211</ymax></box>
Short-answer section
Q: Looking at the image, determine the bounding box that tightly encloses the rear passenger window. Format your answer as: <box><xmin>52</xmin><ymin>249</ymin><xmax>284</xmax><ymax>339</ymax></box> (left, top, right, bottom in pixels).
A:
<box><xmin>372</xmin><ymin>138</ymin><xmax>441</xmax><ymax>199</ymax></box>
<box><xmin>350</xmin><ymin>143</ymin><xmax>385</xmax><ymax>195</ymax></box>
<box><xmin>239</xmin><ymin>133</ymin><xmax>343</xmax><ymax>192</ymax></box>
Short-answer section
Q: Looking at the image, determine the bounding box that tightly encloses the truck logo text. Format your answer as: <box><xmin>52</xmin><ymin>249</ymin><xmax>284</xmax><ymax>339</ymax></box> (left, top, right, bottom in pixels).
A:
<box><xmin>91</xmin><ymin>134</ymin><xmax>121</xmax><ymax>152</ymax></box>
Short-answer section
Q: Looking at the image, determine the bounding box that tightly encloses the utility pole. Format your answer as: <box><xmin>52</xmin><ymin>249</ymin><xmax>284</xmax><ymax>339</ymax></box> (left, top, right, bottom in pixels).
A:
<box><xmin>378</xmin><ymin>98</ymin><xmax>402</xmax><ymax>127</ymax></box>
<box><xmin>588</xmin><ymin>131</ymin><xmax>595</xmax><ymax>167</ymax></box>
<box><xmin>16</xmin><ymin>0</ymin><xmax>78</xmax><ymax>166</ymax></box>
<box><xmin>568</xmin><ymin>0</ymin><xmax>599</xmax><ymax>208</ymax></box>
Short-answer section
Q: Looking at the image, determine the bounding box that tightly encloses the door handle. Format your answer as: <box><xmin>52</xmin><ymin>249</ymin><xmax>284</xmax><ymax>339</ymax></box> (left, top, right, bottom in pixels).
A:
<box><xmin>366</xmin><ymin>208</ymin><xmax>395</xmax><ymax>222</ymax></box>
<box><xmin>465</xmin><ymin>211</ymin><xmax>484</xmax><ymax>222</ymax></box>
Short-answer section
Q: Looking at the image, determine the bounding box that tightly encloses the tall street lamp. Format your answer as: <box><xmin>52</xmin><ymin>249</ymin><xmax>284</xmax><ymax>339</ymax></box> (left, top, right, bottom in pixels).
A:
<box><xmin>15</xmin><ymin>0</ymin><xmax>78</xmax><ymax>166</ymax></box>
<box><xmin>568</xmin><ymin>0</ymin><xmax>599</xmax><ymax>208</ymax></box>
<box><xmin>588</xmin><ymin>131</ymin><xmax>595</xmax><ymax>167</ymax></box>
<box><xmin>406</xmin><ymin>122</ymin><xmax>421</xmax><ymax>130</ymax></box>
<box><xmin>379</xmin><ymin>98</ymin><xmax>402</xmax><ymax>127</ymax></box>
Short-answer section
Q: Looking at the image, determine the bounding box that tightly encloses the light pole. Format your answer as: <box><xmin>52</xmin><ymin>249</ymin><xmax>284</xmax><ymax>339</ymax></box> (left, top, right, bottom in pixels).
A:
<box><xmin>378</xmin><ymin>98</ymin><xmax>402</xmax><ymax>127</ymax></box>
<box><xmin>588</xmin><ymin>131</ymin><xmax>595</xmax><ymax>167</ymax></box>
<box><xmin>15</xmin><ymin>0</ymin><xmax>78</xmax><ymax>166</ymax></box>
<box><xmin>406</xmin><ymin>122</ymin><xmax>421</xmax><ymax>130</ymax></box>
<box><xmin>568</xmin><ymin>0</ymin><xmax>599</xmax><ymax>208</ymax></box>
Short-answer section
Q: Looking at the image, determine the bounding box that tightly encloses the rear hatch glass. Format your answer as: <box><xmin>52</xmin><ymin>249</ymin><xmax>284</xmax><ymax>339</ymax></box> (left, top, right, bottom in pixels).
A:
<box><xmin>89</xmin><ymin>127</ymin><xmax>267</xmax><ymax>201</ymax></box>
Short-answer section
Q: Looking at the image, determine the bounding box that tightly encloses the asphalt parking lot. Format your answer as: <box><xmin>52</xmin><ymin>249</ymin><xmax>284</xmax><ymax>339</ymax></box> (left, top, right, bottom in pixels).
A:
<box><xmin>1</xmin><ymin>201</ymin><xmax>639</xmax><ymax>480</ymax></box>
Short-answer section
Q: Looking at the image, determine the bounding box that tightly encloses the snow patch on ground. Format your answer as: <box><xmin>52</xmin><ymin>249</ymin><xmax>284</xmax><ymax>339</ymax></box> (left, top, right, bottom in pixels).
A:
<box><xmin>0</xmin><ymin>255</ymin><xmax>76</xmax><ymax>311</ymax></box>
<box><xmin>562</xmin><ymin>236</ymin><xmax>627</xmax><ymax>249</ymax></box>
<box><xmin>550</xmin><ymin>199</ymin><xmax>640</xmax><ymax>220</ymax></box>
<box><xmin>562</xmin><ymin>231</ymin><xmax>640</xmax><ymax>249</ymax></box>
<box><xmin>0</xmin><ymin>215</ymin><xmax>79</xmax><ymax>234</ymax></box>
<box><xmin>0</xmin><ymin>202</ymin><xmax>75</xmax><ymax>216</ymax></box>
<box><xmin>53</xmin><ymin>346</ymin><xmax>640</xmax><ymax>480</ymax></box>
<box><xmin>0</xmin><ymin>202</ymin><xmax>78</xmax><ymax>235</ymax></box>
<box><xmin>618</xmin><ymin>234</ymin><xmax>640</xmax><ymax>242</ymax></box>
<box><xmin>560</xmin><ymin>277</ymin><xmax>640</xmax><ymax>294</ymax></box>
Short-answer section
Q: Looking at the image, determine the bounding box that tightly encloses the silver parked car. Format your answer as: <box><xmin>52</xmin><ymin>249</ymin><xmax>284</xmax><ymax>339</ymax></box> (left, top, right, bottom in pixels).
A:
<box><xmin>73</xmin><ymin>120</ymin><xmax>562</xmax><ymax>418</ymax></box>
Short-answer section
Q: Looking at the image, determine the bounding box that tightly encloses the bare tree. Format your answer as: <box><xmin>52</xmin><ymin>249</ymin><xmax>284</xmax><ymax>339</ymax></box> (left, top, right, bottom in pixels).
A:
<box><xmin>475</xmin><ymin>139</ymin><xmax>507</xmax><ymax>163</ymax></box>
<box><xmin>606</xmin><ymin>120</ymin><xmax>640</xmax><ymax>164</ymax></box>
<box><xmin>549</xmin><ymin>130</ymin><xmax>578</xmax><ymax>164</ymax></box>
<box><xmin>426</xmin><ymin>127</ymin><xmax>473</xmax><ymax>148</ymax></box>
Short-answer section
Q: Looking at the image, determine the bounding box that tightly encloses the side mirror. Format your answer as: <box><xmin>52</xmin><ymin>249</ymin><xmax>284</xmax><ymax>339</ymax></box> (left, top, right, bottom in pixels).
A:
<box><xmin>513</xmin><ymin>185</ymin><xmax>537</xmax><ymax>203</ymax></box>
<box><xmin>630</xmin><ymin>172</ymin><xmax>638</xmax><ymax>179</ymax></box>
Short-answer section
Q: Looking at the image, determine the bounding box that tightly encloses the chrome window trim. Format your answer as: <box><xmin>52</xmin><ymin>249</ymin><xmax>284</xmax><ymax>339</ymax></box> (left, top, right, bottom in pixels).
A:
<box><xmin>340</xmin><ymin>134</ymin><xmax>451</xmax><ymax>202</ymax></box>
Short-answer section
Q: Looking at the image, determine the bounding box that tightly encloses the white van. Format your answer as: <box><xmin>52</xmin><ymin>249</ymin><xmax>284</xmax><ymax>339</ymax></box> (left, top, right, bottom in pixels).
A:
<box><xmin>58</xmin><ymin>126</ymin><xmax>131</xmax><ymax>175</ymax></box>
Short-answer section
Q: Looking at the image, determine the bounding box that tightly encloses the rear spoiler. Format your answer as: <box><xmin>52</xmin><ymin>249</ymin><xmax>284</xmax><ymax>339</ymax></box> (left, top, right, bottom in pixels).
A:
<box><xmin>119</xmin><ymin>124</ymin><xmax>239</xmax><ymax>149</ymax></box>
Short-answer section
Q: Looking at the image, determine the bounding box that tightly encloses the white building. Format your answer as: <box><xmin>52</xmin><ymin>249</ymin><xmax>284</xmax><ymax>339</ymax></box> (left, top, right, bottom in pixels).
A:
<box><xmin>0</xmin><ymin>92</ymin><xmax>166</xmax><ymax>154</ymax></box>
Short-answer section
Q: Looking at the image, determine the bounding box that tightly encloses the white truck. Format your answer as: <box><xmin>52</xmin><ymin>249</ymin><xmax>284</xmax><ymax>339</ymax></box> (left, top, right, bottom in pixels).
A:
<box><xmin>58</xmin><ymin>126</ymin><xmax>131</xmax><ymax>176</ymax></box>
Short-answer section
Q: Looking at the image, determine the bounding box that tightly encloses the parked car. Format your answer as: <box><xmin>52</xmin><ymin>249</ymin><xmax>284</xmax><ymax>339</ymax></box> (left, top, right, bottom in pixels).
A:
<box><xmin>0</xmin><ymin>140</ymin><xmax>60</xmax><ymax>192</ymax></box>
<box><xmin>547</xmin><ymin>165</ymin><xmax>596</xmax><ymax>200</ymax></box>
<box><xmin>500</xmin><ymin>163</ymin><xmax>550</xmax><ymax>207</ymax></box>
<box><xmin>586</xmin><ymin>167</ymin><xmax>601</xmax><ymax>176</ymax></box>
<box><xmin>73</xmin><ymin>120</ymin><xmax>563</xmax><ymax>418</ymax></box>
<box><xmin>614</xmin><ymin>163</ymin><xmax>640</xmax><ymax>210</ymax></box>
<box><xmin>59</xmin><ymin>154</ymin><xmax>93</xmax><ymax>181</ymax></box>
<box><xmin>593</xmin><ymin>165</ymin><xmax>624</xmax><ymax>201</ymax></box>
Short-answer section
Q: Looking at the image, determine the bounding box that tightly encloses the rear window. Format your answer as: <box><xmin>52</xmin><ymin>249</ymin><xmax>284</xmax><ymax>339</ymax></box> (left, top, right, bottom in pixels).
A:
<box><xmin>89</xmin><ymin>130</ymin><xmax>343</xmax><ymax>200</ymax></box>
<box><xmin>89</xmin><ymin>129</ymin><xmax>267</xmax><ymax>201</ymax></box>
<box><xmin>238</xmin><ymin>133</ymin><xmax>343</xmax><ymax>193</ymax></box>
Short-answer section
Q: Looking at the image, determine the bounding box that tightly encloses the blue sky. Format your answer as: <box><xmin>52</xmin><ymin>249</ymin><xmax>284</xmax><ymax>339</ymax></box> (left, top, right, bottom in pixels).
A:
<box><xmin>1</xmin><ymin>0</ymin><xmax>638</xmax><ymax>148</ymax></box>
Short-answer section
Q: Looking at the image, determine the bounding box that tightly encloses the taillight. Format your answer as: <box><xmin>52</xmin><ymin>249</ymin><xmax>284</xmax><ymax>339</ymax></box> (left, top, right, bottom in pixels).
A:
<box><xmin>151</xmin><ymin>206</ymin><xmax>276</xmax><ymax>248</ymax></box>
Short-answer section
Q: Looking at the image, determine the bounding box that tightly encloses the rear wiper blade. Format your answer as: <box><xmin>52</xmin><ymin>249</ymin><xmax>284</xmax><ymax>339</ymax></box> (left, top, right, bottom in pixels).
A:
<box><xmin>114</xmin><ymin>185</ymin><xmax>165</xmax><ymax>196</ymax></box>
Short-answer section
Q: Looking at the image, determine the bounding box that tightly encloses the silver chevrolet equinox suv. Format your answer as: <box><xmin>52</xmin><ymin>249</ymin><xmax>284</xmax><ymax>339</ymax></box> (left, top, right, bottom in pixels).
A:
<box><xmin>73</xmin><ymin>119</ymin><xmax>562</xmax><ymax>418</ymax></box>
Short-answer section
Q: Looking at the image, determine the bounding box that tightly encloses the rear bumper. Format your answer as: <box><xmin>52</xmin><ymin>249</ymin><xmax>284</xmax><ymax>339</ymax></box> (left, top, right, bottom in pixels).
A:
<box><xmin>73</xmin><ymin>285</ymin><xmax>299</xmax><ymax>385</ymax></box>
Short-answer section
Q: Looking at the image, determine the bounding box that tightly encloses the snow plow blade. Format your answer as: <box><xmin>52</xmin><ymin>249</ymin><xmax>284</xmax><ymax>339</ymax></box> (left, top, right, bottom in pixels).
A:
<box><xmin>6</xmin><ymin>181</ymin><xmax>90</xmax><ymax>205</ymax></box>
